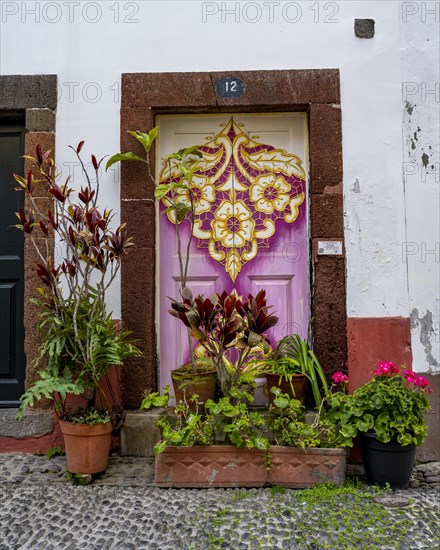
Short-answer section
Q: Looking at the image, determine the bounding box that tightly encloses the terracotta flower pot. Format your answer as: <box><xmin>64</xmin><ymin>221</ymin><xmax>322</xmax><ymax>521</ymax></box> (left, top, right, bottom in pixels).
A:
<box><xmin>269</xmin><ymin>446</ymin><xmax>346</xmax><ymax>488</ymax></box>
<box><xmin>155</xmin><ymin>445</ymin><xmax>267</xmax><ymax>487</ymax></box>
<box><xmin>59</xmin><ymin>420</ymin><xmax>113</xmax><ymax>474</ymax></box>
<box><xmin>171</xmin><ymin>365</ymin><xmax>217</xmax><ymax>411</ymax></box>
<box><xmin>265</xmin><ymin>372</ymin><xmax>307</xmax><ymax>403</ymax></box>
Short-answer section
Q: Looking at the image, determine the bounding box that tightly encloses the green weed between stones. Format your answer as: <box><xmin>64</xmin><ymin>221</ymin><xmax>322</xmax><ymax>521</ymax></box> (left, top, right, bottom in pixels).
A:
<box><xmin>176</xmin><ymin>482</ymin><xmax>439</xmax><ymax>550</ymax></box>
<box><xmin>46</xmin><ymin>446</ymin><xmax>65</xmax><ymax>459</ymax></box>
<box><xmin>65</xmin><ymin>470</ymin><xmax>92</xmax><ymax>486</ymax></box>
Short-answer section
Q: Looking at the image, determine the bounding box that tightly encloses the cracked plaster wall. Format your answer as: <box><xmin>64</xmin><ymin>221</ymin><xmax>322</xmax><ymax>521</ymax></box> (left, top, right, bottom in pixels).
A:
<box><xmin>401</xmin><ymin>8</ymin><xmax>439</xmax><ymax>372</ymax></box>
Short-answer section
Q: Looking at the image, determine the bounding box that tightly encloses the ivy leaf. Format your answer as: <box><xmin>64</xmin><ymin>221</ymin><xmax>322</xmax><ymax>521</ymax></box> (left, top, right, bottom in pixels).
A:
<box><xmin>254</xmin><ymin>437</ymin><xmax>270</xmax><ymax>450</ymax></box>
<box><xmin>273</xmin><ymin>396</ymin><xmax>289</xmax><ymax>409</ymax></box>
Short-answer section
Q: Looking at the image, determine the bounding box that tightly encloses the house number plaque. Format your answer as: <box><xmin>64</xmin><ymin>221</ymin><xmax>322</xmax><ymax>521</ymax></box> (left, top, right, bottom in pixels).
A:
<box><xmin>215</xmin><ymin>77</ymin><xmax>245</xmax><ymax>99</ymax></box>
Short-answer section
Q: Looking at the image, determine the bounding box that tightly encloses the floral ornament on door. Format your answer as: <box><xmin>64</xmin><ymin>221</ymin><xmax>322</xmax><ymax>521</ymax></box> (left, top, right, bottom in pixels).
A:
<box><xmin>159</xmin><ymin>119</ymin><xmax>306</xmax><ymax>281</ymax></box>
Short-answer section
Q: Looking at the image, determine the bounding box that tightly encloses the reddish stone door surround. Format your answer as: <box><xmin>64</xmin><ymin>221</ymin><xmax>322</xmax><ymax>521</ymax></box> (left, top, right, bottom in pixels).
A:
<box><xmin>120</xmin><ymin>69</ymin><xmax>346</xmax><ymax>408</ymax></box>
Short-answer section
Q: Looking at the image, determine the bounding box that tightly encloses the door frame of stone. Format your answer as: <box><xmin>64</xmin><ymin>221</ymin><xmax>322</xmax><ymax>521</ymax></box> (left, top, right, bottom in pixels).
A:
<box><xmin>119</xmin><ymin>69</ymin><xmax>346</xmax><ymax>408</ymax></box>
<box><xmin>0</xmin><ymin>75</ymin><xmax>57</xmax><ymax>405</ymax></box>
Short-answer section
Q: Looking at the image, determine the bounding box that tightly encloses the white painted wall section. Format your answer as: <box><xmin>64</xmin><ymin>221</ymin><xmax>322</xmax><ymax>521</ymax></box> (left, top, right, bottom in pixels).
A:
<box><xmin>1</xmin><ymin>1</ymin><xmax>438</xmax><ymax>371</ymax></box>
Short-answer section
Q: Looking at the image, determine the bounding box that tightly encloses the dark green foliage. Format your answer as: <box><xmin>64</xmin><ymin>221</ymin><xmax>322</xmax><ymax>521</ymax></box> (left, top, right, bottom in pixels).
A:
<box><xmin>325</xmin><ymin>373</ymin><xmax>431</xmax><ymax>447</ymax></box>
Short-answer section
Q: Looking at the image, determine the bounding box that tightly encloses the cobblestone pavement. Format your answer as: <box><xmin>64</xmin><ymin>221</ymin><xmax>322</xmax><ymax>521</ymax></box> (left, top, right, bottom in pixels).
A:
<box><xmin>0</xmin><ymin>453</ymin><xmax>439</xmax><ymax>549</ymax></box>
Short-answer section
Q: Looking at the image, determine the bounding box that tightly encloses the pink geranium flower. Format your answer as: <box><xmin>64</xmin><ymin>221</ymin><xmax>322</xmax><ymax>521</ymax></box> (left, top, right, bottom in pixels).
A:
<box><xmin>415</xmin><ymin>375</ymin><xmax>430</xmax><ymax>388</ymax></box>
<box><xmin>403</xmin><ymin>369</ymin><xmax>416</xmax><ymax>383</ymax></box>
<box><xmin>373</xmin><ymin>361</ymin><xmax>399</xmax><ymax>376</ymax></box>
<box><xmin>332</xmin><ymin>371</ymin><xmax>349</xmax><ymax>384</ymax></box>
<box><xmin>402</xmin><ymin>369</ymin><xmax>429</xmax><ymax>388</ymax></box>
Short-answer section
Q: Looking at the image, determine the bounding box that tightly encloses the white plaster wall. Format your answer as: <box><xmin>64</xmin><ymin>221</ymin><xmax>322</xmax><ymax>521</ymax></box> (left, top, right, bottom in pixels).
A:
<box><xmin>400</xmin><ymin>3</ymin><xmax>440</xmax><ymax>372</ymax></box>
<box><xmin>1</xmin><ymin>1</ymin><xmax>438</xmax><ymax>369</ymax></box>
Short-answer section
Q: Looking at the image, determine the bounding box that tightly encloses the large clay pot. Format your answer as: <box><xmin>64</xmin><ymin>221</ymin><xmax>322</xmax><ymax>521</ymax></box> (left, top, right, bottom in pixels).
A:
<box><xmin>359</xmin><ymin>431</ymin><xmax>416</xmax><ymax>489</ymax></box>
<box><xmin>171</xmin><ymin>364</ymin><xmax>217</xmax><ymax>411</ymax></box>
<box><xmin>59</xmin><ymin>420</ymin><xmax>113</xmax><ymax>474</ymax></box>
<box><xmin>265</xmin><ymin>372</ymin><xmax>307</xmax><ymax>404</ymax></box>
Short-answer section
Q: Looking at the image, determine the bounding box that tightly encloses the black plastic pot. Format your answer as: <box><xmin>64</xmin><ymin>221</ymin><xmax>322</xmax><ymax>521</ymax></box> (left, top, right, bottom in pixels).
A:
<box><xmin>359</xmin><ymin>431</ymin><xmax>416</xmax><ymax>489</ymax></box>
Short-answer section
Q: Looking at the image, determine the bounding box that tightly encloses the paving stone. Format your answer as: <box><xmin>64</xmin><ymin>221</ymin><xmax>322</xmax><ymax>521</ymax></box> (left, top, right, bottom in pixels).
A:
<box><xmin>0</xmin><ymin>453</ymin><xmax>439</xmax><ymax>548</ymax></box>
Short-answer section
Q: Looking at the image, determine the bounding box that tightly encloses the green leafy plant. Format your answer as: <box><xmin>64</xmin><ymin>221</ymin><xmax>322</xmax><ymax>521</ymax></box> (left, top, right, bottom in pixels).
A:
<box><xmin>248</xmin><ymin>333</ymin><xmax>328</xmax><ymax>408</ymax></box>
<box><xmin>140</xmin><ymin>384</ymin><xmax>173</xmax><ymax>410</ymax></box>
<box><xmin>14</xmin><ymin>143</ymin><xmax>142</xmax><ymax>424</ymax></box>
<box><xmin>269</xmin><ymin>388</ymin><xmax>341</xmax><ymax>449</ymax></box>
<box><xmin>107</xmin><ymin>132</ymin><xmax>203</xmax><ymax>372</ymax></box>
<box><xmin>68</xmin><ymin>409</ymin><xmax>111</xmax><ymax>425</ymax></box>
<box><xmin>325</xmin><ymin>362</ymin><xmax>432</xmax><ymax>447</ymax></box>
<box><xmin>154</xmin><ymin>385</ymin><xmax>270</xmax><ymax>455</ymax></box>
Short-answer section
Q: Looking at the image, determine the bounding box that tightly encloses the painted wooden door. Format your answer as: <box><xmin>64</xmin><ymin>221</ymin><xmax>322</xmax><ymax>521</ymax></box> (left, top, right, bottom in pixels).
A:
<box><xmin>0</xmin><ymin>123</ymin><xmax>25</xmax><ymax>406</ymax></box>
<box><xmin>157</xmin><ymin>114</ymin><xmax>309</xmax><ymax>392</ymax></box>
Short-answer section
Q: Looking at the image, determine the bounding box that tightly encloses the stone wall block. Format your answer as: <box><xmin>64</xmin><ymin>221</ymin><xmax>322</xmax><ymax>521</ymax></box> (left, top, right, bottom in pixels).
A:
<box><xmin>309</xmin><ymin>104</ymin><xmax>343</xmax><ymax>192</ymax></box>
<box><xmin>0</xmin><ymin>75</ymin><xmax>57</xmax><ymax>110</ymax></box>
<box><xmin>25</xmin><ymin>109</ymin><xmax>56</xmax><ymax>132</ymax></box>
<box><xmin>311</xmin><ymin>194</ymin><xmax>344</xmax><ymax>238</ymax></box>
<box><xmin>312</xmin><ymin>252</ymin><xmax>347</xmax><ymax>376</ymax></box>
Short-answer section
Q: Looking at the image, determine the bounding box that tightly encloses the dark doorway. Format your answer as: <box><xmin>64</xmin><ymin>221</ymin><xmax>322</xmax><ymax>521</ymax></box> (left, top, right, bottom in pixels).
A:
<box><xmin>0</xmin><ymin>121</ymin><xmax>25</xmax><ymax>406</ymax></box>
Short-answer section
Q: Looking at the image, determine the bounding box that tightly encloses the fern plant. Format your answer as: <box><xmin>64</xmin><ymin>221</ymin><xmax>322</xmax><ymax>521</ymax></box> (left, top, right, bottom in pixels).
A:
<box><xmin>14</xmin><ymin>143</ymin><xmax>143</xmax><ymax>424</ymax></box>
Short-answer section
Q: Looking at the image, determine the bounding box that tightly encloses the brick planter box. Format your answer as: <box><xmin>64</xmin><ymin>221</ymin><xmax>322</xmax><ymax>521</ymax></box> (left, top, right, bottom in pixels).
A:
<box><xmin>154</xmin><ymin>445</ymin><xmax>267</xmax><ymax>488</ymax></box>
<box><xmin>269</xmin><ymin>446</ymin><xmax>346</xmax><ymax>488</ymax></box>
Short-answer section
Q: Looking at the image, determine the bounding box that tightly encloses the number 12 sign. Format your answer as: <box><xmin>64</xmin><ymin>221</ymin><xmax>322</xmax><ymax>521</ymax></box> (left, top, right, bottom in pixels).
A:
<box><xmin>215</xmin><ymin>77</ymin><xmax>245</xmax><ymax>99</ymax></box>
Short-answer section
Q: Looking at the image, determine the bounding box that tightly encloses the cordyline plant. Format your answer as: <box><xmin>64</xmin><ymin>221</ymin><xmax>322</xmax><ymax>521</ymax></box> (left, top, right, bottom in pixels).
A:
<box><xmin>107</xmin><ymin>129</ymin><xmax>202</xmax><ymax>371</ymax></box>
<box><xmin>169</xmin><ymin>289</ymin><xmax>279</xmax><ymax>396</ymax></box>
<box><xmin>14</xmin><ymin>143</ymin><xmax>141</xmax><ymax>424</ymax></box>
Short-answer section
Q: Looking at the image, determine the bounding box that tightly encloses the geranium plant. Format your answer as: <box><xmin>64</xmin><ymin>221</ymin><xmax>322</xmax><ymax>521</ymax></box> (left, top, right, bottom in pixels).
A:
<box><xmin>325</xmin><ymin>362</ymin><xmax>432</xmax><ymax>447</ymax></box>
<box><xmin>15</xmin><ymin>143</ymin><xmax>141</xmax><ymax>425</ymax></box>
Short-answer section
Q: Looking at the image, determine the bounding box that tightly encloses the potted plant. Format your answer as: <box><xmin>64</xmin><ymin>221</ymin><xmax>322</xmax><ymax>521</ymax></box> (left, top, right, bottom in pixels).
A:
<box><xmin>151</xmin><ymin>382</ymin><xmax>347</xmax><ymax>488</ymax></box>
<box><xmin>326</xmin><ymin>362</ymin><xmax>432</xmax><ymax>489</ymax></box>
<box><xmin>15</xmin><ymin>143</ymin><xmax>141</xmax><ymax>474</ymax></box>
<box><xmin>153</xmin><ymin>385</ymin><xmax>271</xmax><ymax>488</ymax></box>
<box><xmin>248</xmin><ymin>333</ymin><xmax>329</xmax><ymax>408</ymax></box>
<box><xmin>107</xmin><ymin>133</ymin><xmax>217</xmax><ymax>405</ymax></box>
<box><xmin>169</xmin><ymin>289</ymin><xmax>279</xmax><ymax>398</ymax></box>
<box><xmin>268</xmin><ymin>387</ymin><xmax>347</xmax><ymax>487</ymax></box>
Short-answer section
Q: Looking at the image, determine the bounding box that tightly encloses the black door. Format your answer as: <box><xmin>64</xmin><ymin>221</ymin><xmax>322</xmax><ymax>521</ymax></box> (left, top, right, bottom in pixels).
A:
<box><xmin>0</xmin><ymin>123</ymin><xmax>25</xmax><ymax>406</ymax></box>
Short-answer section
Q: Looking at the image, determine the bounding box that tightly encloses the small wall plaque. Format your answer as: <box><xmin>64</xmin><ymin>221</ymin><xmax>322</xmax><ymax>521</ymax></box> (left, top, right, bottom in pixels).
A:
<box><xmin>215</xmin><ymin>77</ymin><xmax>245</xmax><ymax>99</ymax></box>
<box><xmin>318</xmin><ymin>241</ymin><xmax>343</xmax><ymax>255</ymax></box>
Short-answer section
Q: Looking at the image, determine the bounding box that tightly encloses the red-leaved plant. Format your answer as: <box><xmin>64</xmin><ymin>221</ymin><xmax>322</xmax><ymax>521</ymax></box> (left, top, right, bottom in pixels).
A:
<box><xmin>169</xmin><ymin>289</ymin><xmax>278</xmax><ymax>395</ymax></box>
<box><xmin>14</xmin><ymin>143</ymin><xmax>141</xmax><ymax>425</ymax></box>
